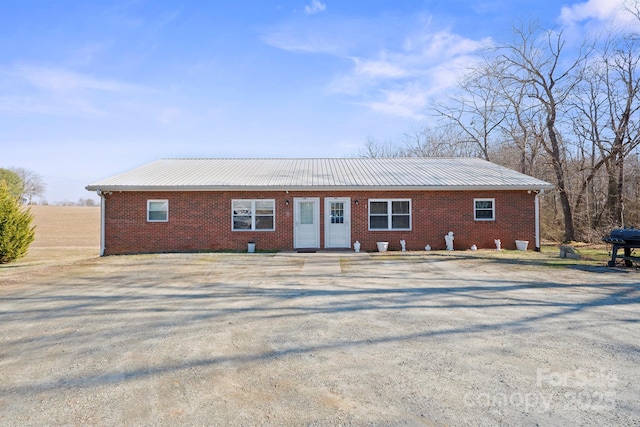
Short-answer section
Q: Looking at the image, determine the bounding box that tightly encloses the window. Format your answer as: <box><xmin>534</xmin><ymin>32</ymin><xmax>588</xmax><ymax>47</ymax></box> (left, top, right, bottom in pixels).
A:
<box><xmin>232</xmin><ymin>200</ymin><xmax>275</xmax><ymax>231</ymax></box>
<box><xmin>474</xmin><ymin>198</ymin><xmax>495</xmax><ymax>221</ymax></box>
<box><xmin>299</xmin><ymin>201</ymin><xmax>314</xmax><ymax>225</ymax></box>
<box><xmin>369</xmin><ymin>199</ymin><xmax>411</xmax><ymax>230</ymax></box>
<box><xmin>330</xmin><ymin>202</ymin><xmax>344</xmax><ymax>224</ymax></box>
<box><xmin>147</xmin><ymin>200</ymin><xmax>168</xmax><ymax>222</ymax></box>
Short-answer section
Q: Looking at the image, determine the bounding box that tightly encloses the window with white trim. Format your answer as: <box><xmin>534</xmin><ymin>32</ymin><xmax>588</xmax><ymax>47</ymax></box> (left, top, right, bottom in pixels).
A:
<box><xmin>232</xmin><ymin>199</ymin><xmax>275</xmax><ymax>231</ymax></box>
<box><xmin>330</xmin><ymin>202</ymin><xmax>344</xmax><ymax>224</ymax></box>
<box><xmin>369</xmin><ymin>199</ymin><xmax>411</xmax><ymax>230</ymax></box>
<box><xmin>147</xmin><ymin>200</ymin><xmax>168</xmax><ymax>222</ymax></box>
<box><xmin>474</xmin><ymin>198</ymin><xmax>495</xmax><ymax>221</ymax></box>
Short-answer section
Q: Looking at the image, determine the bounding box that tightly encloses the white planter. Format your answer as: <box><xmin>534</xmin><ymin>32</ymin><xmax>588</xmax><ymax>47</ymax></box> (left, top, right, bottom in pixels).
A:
<box><xmin>515</xmin><ymin>240</ymin><xmax>529</xmax><ymax>251</ymax></box>
<box><xmin>376</xmin><ymin>241</ymin><xmax>389</xmax><ymax>252</ymax></box>
<box><xmin>353</xmin><ymin>241</ymin><xmax>361</xmax><ymax>253</ymax></box>
<box><xmin>247</xmin><ymin>242</ymin><xmax>256</xmax><ymax>253</ymax></box>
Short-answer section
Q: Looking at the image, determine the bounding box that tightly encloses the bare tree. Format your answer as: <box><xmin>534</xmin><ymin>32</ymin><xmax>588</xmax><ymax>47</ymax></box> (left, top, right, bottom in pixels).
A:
<box><xmin>599</xmin><ymin>37</ymin><xmax>640</xmax><ymax>226</ymax></box>
<box><xmin>358</xmin><ymin>128</ymin><xmax>479</xmax><ymax>159</ymax></box>
<box><xmin>625</xmin><ymin>0</ymin><xmax>640</xmax><ymax>21</ymax></box>
<box><xmin>492</xmin><ymin>21</ymin><xmax>591</xmax><ymax>241</ymax></box>
<box><xmin>570</xmin><ymin>35</ymin><xmax>640</xmax><ymax>231</ymax></box>
<box><xmin>432</xmin><ymin>62</ymin><xmax>507</xmax><ymax>161</ymax></box>
<box><xmin>493</xmin><ymin>59</ymin><xmax>547</xmax><ymax>175</ymax></box>
<box><xmin>75</xmin><ymin>198</ymin><xmax>98</xmax><ymax>207</ymax></box>
<box><xmin>569</xmin><ymin>59</ymin><xmax>608</xmax><ymax>232</ymax></box>
<box><xmin>402</xmin><ymin>126</ymin><xmax>479</xmax><ymax>157</ymax></box>
<box><xmin>358</xmin><ymin>136</ymin><xmax>407</xmax><ymax>158</ymax></box>
<box><xmin>9</xmin><ymin>167</ymin><xmax>46</xmax><ymax>204</ymax></box>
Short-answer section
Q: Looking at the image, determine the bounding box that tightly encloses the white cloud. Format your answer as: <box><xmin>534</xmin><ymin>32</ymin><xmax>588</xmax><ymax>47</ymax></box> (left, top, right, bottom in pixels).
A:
<box><xmin>304</xmin><ymin>0</ymin><xmax>326</xmax><ymax>15</ymax></box>
<box><xmin>17</xmin><ymin>65</ymin><xmax>136</xmax><ymax>93</ymax></box>
<box><xmin>560</xmin><ymin>0</ymin><xmax>623</xmax><ymax>23</ymax></box>
<box><xmin>0</xmin><ymin>64</ymin><xmax>144</xmax><ymax>116</ymax></box>
<box><xmin>353</xmin><ymin>57</ymin><xmax>408</xmax><ymax>79</ymax></box>
<box><xmin>262</xmin><ymin>30</ymin><xmax>342</xmax><ymax>54</ymax></box>
<box><xmin>559</xmin><ymin>0</ymin><xmax>638</xmax><ymax>30</ymax></box>
<box><xmin>364</xmin><ymin>85</ymin><xmax>429</xmax><ymax>120</ymax></box>
<box><xmin>261</xmin><ymin>17</ymin><xmax>363</xmax><ymax>56</ymax></box>
<box><xmin>158</xmin><ymin>107</ymin><xmax>184</xmax><ymax>125</ymax></box>
<box><xmin>264</xmin><ymin>12</ymin><xmax>490</xmax><ymax>119</ymax></box>
<box><xmin>329</xmin><ymin>29</ymin><xmax>488</xmax><ymax>118</ymax></box>
<box><xmin>0</xmin><ymin>93</ymin><xmax>105</xmax><ymax>116</ymax></box>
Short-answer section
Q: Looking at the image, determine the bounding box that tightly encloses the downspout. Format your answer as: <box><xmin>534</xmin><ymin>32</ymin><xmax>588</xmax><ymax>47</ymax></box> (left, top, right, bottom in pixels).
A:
<box><xmin>97</xmin><ymin>190</ymin><xmax>106</xmax><ymax>256</ymax></box>
<box><xmin>535</xmin><ymin>189</ymin><xmax>544</xmax><ymax>252</ymax></box>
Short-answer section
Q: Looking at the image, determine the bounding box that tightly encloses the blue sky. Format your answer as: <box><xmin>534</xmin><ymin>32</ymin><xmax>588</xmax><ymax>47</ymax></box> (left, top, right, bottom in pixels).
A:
<box><xmin>0</xmin><ymin>0</ymin><xmax>635</xmax><ymax>202</ymax></box>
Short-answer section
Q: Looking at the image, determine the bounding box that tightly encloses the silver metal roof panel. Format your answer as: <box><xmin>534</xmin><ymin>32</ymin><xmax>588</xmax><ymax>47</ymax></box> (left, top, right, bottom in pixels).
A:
<box><xmin>86</xmin><ymin>158</ymin><xmax>554</xmax><ymax>191</ymax></box>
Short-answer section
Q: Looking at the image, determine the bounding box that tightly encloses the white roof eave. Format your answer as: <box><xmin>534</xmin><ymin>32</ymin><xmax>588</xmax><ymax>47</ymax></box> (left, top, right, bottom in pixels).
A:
<box><xmin>86</xmin><ymin>184</ymin><xmax>555</xmax><ymax>192</ymax></box>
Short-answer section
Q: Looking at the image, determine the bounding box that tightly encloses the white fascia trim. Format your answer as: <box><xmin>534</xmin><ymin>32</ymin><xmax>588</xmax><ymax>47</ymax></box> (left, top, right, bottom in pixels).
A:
<box><xmin>85</xmin><ymin>184</ymin><xmax>555</xmax><ymax>192</ymax></box>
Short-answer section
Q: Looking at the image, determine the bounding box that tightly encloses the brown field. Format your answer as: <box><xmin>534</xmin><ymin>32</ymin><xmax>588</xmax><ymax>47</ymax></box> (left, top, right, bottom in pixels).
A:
<box><xmin>19</xmin><ymin>205</ymin><xmax>100</xmax><ymax>264</ymax></box>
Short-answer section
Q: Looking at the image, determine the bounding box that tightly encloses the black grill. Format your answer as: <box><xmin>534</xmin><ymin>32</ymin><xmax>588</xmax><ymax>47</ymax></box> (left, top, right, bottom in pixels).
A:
<box><xmin>602</xmin><ymin>228</ymin><xmax>640</xmax><ymax>267</ymax></box>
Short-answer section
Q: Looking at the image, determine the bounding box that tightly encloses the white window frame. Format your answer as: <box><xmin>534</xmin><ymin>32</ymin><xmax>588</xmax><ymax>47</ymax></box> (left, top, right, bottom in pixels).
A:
<box><xmin>147</xmin><ymin>199</ymin><xmax>169</xmax><ymax>222</ymax></box>
<box><xmin>232</xmin><ymin>199</ymin><xmax>276</xmax><ymax>231</ymax></box>
<box><xmin>368</xmin><ymin>199</ymin><xmax>412</xmax><ymax>231</ymax></box>
<box><xmin>474</xmin><ymin>198</ymin><xmax>495</xmax><ymax>221</ymax></box>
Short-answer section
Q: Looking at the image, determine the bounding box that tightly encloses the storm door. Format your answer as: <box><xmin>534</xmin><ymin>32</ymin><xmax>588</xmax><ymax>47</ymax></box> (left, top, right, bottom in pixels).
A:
<box><xmin>294</xmin><ymin>198</ymin><xmax>320</xmax><ymax>249</ymax></box>
<box><xmin>324</xmin><ymin>197</ymin><xmax>351</xmax><ymax>248</ymax></box>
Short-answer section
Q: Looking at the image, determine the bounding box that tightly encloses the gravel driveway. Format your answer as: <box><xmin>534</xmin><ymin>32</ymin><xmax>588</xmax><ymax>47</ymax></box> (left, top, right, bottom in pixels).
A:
<box><xmin>1</xmin><ymin>252</ymin><xmax>639</xmax><ymax>426</ymax></box>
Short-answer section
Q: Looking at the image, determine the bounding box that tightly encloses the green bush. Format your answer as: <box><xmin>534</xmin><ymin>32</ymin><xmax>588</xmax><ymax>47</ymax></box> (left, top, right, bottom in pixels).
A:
<box><xmin>0</xmin><ymin>181</ymin><xmax>35</xmax><ymax>263</ymax></box>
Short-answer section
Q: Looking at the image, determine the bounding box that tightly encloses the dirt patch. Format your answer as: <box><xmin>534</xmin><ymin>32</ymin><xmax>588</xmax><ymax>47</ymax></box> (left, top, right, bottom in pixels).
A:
<box><xmin>0</xmin><ymin>251</ymin><xmax>638</xmax><ymax>426</ymax></box>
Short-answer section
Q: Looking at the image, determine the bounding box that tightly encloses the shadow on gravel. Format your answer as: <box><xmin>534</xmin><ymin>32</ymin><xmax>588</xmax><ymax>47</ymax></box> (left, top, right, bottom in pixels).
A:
<box><xmin>1</xmin><ymin>253</ymin><xmax>639</xmax><ymax>398</ymax></box>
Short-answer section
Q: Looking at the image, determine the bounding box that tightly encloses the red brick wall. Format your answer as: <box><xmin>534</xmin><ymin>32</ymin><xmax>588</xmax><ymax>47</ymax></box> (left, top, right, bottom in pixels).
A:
<box><xmin>102</xmin><ymin>190</ymin><xmax>537</xmax><ymax>254</ymax></box>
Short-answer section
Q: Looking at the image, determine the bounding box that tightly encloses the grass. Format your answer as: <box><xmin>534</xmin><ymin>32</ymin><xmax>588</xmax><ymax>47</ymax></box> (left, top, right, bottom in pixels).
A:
<box><xmin>368</xmin><ymin>243</ymin><xmax>623</xmax><ymax>269</ymax></box>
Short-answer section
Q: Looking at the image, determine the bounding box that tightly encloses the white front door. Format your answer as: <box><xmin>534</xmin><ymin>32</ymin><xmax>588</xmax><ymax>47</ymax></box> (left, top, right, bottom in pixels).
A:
<box><xmin>294</xmin><ymin>198</ymin><xmax>320</xmax><ymax>249</ymax></box>
<box><xmin>324</xmin><ymin>197</ymin><xmax>351</xmax><ymax>248</ymax></box>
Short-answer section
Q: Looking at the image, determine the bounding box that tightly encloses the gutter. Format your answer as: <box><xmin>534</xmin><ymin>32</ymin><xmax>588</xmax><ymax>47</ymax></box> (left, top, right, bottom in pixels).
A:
<box><xmin>97</xmin><ymin>190</ymin><xmax>106</xmax><ymax>256</ymax></box>
<box><xmin>535</xmin><ymin>189</ymin><xmax>544</xmax><ymax>251</ymax></box>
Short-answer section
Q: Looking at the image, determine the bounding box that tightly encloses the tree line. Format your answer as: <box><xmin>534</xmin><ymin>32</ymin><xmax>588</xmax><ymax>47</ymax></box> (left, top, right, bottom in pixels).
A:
<box><xmin>362</xmin><ymin>10</ymin><xmax>640</xmax><ymax>243</ymax></box>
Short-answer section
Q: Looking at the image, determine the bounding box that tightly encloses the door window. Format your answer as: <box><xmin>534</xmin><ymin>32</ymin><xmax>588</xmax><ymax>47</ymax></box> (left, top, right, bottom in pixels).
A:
<box><xmin>299</xmin><ymin>202</ymin><xmax>314</xmax><ymax>224</ymax></box>
<box><xmin>330</xmin><ymin>202</ymin><xmax>344</xmax><ymax>224</ymax></box>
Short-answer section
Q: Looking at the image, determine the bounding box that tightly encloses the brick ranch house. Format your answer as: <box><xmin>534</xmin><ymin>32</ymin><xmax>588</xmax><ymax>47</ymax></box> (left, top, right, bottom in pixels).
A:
<box><xmin>85</xmin><ymin>158</ymin><xmax>554</xmax><ymax>256</ymax></box>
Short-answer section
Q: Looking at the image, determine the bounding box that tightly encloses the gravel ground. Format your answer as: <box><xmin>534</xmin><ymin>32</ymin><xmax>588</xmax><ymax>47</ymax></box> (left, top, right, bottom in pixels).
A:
<box><xmin>0</xmin><ymin>251</ymin><xmax>639</xmax><ymax>426</ymax></box>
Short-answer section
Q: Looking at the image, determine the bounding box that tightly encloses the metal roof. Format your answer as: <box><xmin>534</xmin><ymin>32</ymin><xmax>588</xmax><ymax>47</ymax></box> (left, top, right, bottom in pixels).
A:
<box><xmin>86</xmin><ymin>158</ymin><xmax>554</xmax><ymax>192</ymax></box>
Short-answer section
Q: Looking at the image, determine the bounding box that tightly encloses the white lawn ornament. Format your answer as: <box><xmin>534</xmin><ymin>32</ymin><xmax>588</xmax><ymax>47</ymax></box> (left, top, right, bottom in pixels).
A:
<box><xmin>445</xmin><ymin>231</ymin><xmax>454</xmax><ymax>251</ymax></box>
